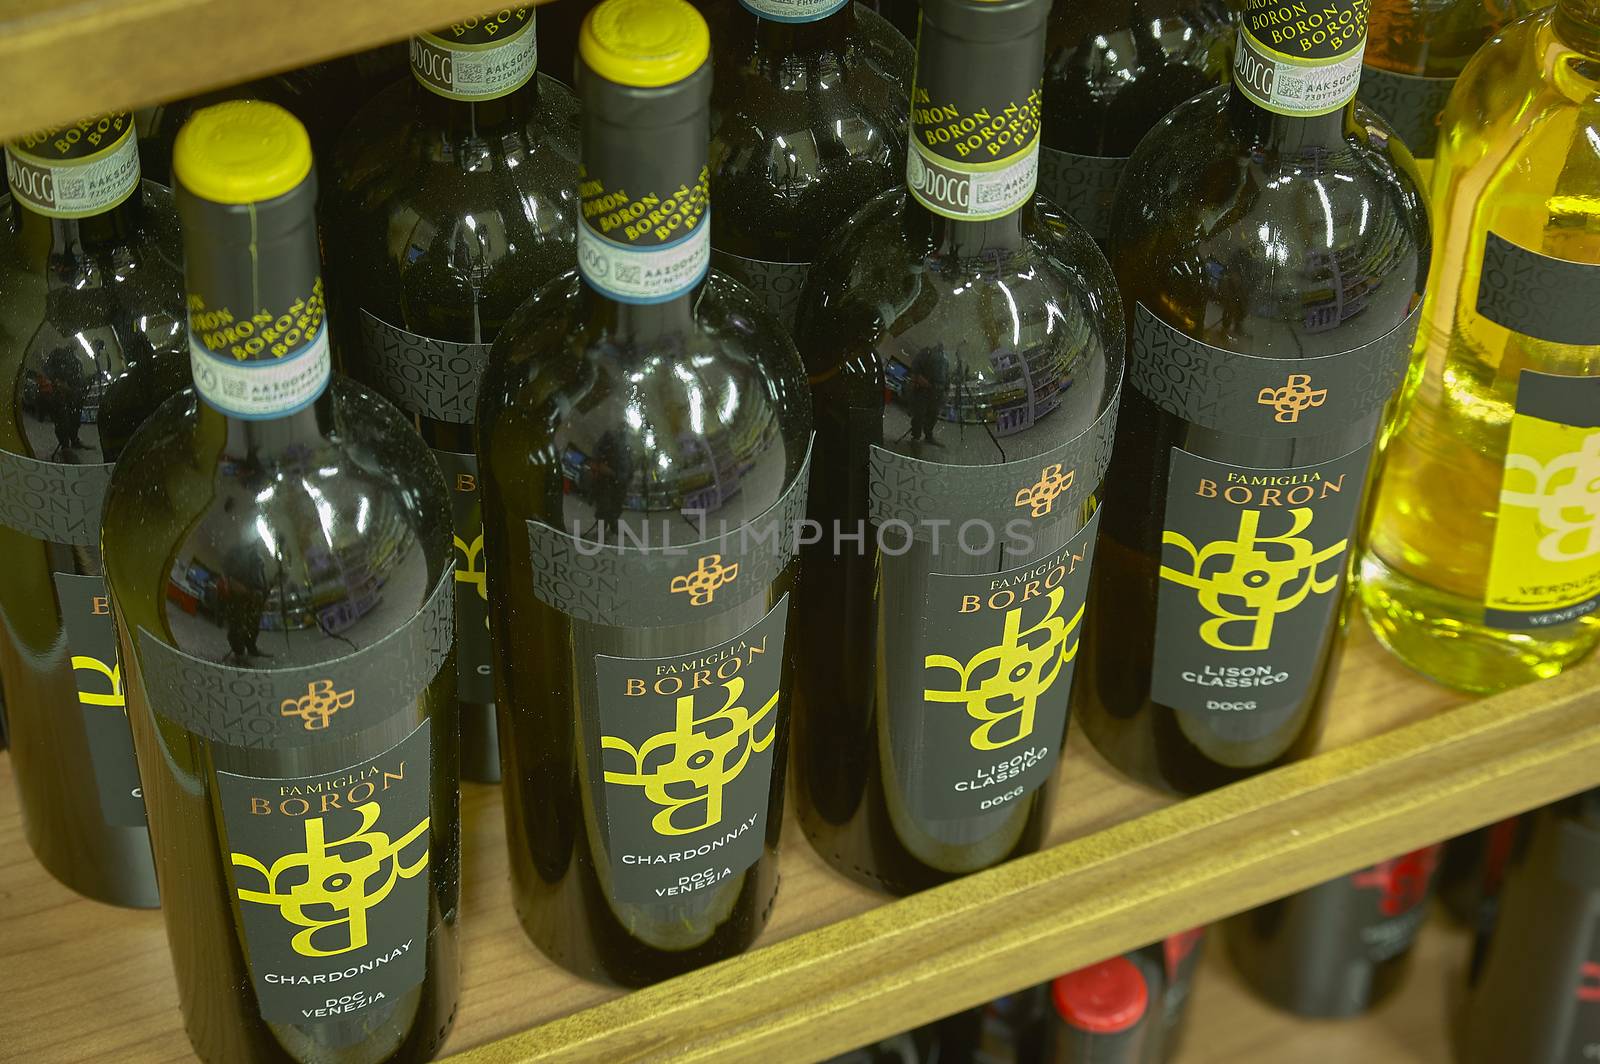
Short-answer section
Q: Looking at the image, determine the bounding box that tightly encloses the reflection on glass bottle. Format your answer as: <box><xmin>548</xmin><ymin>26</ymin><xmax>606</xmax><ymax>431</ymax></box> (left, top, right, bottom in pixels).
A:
<box><xmin>704</xmin><ymin>0</ymin><xmax>911</xmax><ymax>329</ymax></box>
<box><xmin>328</xmin><ymin>6</ymin><xmax>580</xmax><ymax>783</ymax></box>
<box><xmin>477</xmin><ymin>0</ymin><xmax>812</xmax><ymax>987</ymax></box>
<box><xmin>1359</xmin><ymin>0</ymin><xmax>1528</xmax><ymax>179</ymax></box>
<box><xmin>102</xmin><ymin>102</ymin><xmax>459</xmax><ymax>1063</ymax></box>
<box><xmin>1079</xmin><ymin>0</ymin><xmax>1431</xmax><ymax>795</ymax></box>
<box><xmin>1361</xmin><ymin>0</ymin><xmax>1600</xmax><ymax>693</ymax></box>
<box><xmin>790</xmin><ymin>0</ymin><xmax>1123</xmax><ymax>896</ymax></box>
<box><xmin>0</xmin><ymin>113</ymin><xmax>186</xmax><ymax>908</ymax></box>
<box><xmin>1040</xmin><ymin>0</ymin><xmax>1235</xmax><ymax>245</ymax></box>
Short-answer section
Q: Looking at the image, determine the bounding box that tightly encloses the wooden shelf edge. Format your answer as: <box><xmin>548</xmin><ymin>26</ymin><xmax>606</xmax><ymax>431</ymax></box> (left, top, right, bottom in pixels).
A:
<box><xmin>447</xmin><ymin>662</ymin><xmax>1600</xmax><ymax>1064</ymax></box>
<box><xmin>0</xmin><ymin>0</ymin><xmax>557</xmax><ymax>143</ymax></box>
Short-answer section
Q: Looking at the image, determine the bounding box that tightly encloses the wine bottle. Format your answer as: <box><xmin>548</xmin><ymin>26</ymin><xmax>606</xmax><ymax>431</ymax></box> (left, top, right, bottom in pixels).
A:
<box><xmin>1142</xmin><ymin>927</ymin><xmax>1205</xmax><ymax>1061</ymax></box>
<box><xmin>1225</xmin><ymin>844</ymin><xmax>1441</xmax><ymax>1018</ymax></box>
<box><xmin>1359</xmin><ymin>0</ymin><xmax>1526</xmax><ymax>180</ymax></box>
<box><xmin>1360</xmin><ymin>0</ymin><xmax>1600</xmax><ymax>694</ymax></box>
<box><xmin>1438</xmin><ymin>816</ymin><xmax>1523</xmax><ymax>926</ymax></box>
<box><xmin>705</xmin><ymin>0</ymin><xmax>912</xmax><ymax>328</ymax></box>
<box><xmin>477</xmin><ymin>0</ymin><xmax>812</xmax><ymax>986</ymax></box>
<box><xmin>327</xmin><ymin>6</ymin><xmax>580</xmax><ymax>783</ymax></box>
<box><xmin>1460</xmin><ymin>791</ymin><xmax>1600</xmax><ymax>1063</ymax></box>
<box><xmin>790</xmin><ymin>0</ymin><xmax>1123</xmax><ymax>896</ymax></box>
<box><xmin>1049</xmin><ymin>955</ymin><xmax>1156</xmax><ymax>1064</ymax></box>
<box><xmin>1078</xmin><ymin>0</ymin><xmax>1431</xmax><ymax>795</ymax></box>
<box><xmin>0</xmin><ymin>113</ymin><xmax>184</xmax><ymax>908</ymax></box>
<box><xmin>101</xmin><ymin>101</ymin><xmax>459</xmax><ymax>1061</ymax></box>
<box><xmin>1039</xmin><ymin>0</ymin><xmax>1234</xmax><ymax>245</ymax></box>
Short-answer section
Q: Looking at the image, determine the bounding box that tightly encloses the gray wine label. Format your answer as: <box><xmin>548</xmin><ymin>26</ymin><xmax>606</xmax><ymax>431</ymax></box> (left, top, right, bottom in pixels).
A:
<box><xmin>436</xmin><ymin>449</ymin><xmax>494</xmax><ymax>704</ymax></box>
<box><xmin>527</xmin><ymin>443</ymin><xmax>811</xmax><ymax>627</ymax></box>
<box><xmin>906</xmin><ymin>510</ymin><xmax>1099</xmax><ymax>820</ymax></box>
<box><xmin>1130</xmin><ymin>302</ymin><xmax>1418</xmax><ymax>437</ymax></box>
<box><xmin>711</xmin><ymin>250</ymin><xmax>811</xmax><ymax>329</ymax></box>
<box><xmin>591</xmin><ymin>595</ymin><xmax>786</xmax><ymax>903</ymax></box>
<box><xmin>0</xmin><ymin>451</ymin><xmax>111</xmax><ymax>546</ymax></box>
<box><xmin>1477</xmin><ymin>232</ymin><xmax>1600</xmax><ymax>346</ymax></box>
<box><xmin>1357</xmin><ymin>66</ymin><xmax>1455</xmax><ymax>159</ymax></box>
<box><xmin>219</xmin><ymin>719</ymin><xmax>433</xmax><ymax>1025</ymax></box>
<box><xmin>137</xmin><ymin>569</ymin><xmax>454</xmax><ymax>749</ymax></box>
<box><xmin>1037</xmin><ymin>147</ymin><xmax>1126</xmax><ymax>244</ymax></box>
<box><xmin>1152</xmin><ymin>443</ymin><xmax>1371</xmax><ymax>753</ymax></box>
<box><xmin>869</xmin><ymin>381</ymin><xmax>1120</xmax><ymax>545</ymax></box>
<box><xmin>54</xmin><ymin>572</ymin><xmax>145</xmax><ymax>827</ymax></box>
<box><xmin>358</xmin><ymin>311</ymin><xmax>491</xmax><ymax>424</ymax></box>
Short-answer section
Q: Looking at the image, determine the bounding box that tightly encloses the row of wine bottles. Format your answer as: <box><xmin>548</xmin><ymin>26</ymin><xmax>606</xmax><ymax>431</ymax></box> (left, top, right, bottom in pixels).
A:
<box><xmin>840</xmin><ymin>791</ymin><xmax>1600</xmax><ymax>1063</ymax></box>
<box><xmin>3</xmin><ymin>0</ymin><xmax>1599</xmax><ymax>1058</ymax></box>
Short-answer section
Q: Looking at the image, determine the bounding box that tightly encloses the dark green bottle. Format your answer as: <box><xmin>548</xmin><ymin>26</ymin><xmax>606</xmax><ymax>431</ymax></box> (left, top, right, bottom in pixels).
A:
<box><xmin>327</xmin><ymin>6</ymin><xmax>581</xmax><ymax>783</ymax></box>
<box><xmin>0</xmin><ymin>113</ymin><xmax>186</xmax><ymax>908</ymax></box>
<box><xmin>705</xmin><ymin>0</ymin><xmax>912</xmax><ymax>329</ymax></box>
<box><xmin>477</xmin><ymin>0</ymin><xmax>812</xmax><ymax>986</ymax></box>
<box><xmin>102</xmin><ymin>101</ymin><xmax>459</xmax><ymax>1062</ymax></box>
<box><xmin>789</xmin><ymin>0</ymin><xmax>1123</xmax><ymax>896</ymax></box>
<box><xmin>1079</xmin><ymin>0</ymin><xmax>1431</xmax><ymax>795</ymax></box>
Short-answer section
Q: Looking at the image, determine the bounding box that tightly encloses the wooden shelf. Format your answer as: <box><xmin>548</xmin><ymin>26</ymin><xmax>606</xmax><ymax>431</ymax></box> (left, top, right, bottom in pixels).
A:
<box><xmin>1179</xmin><ymin>908</ymin><xmax>1469</xmax><ymax>1063</ymax></box>
<box><xmin>0</xmin><ymin>0</ymin><xmax>557</xmax><ymax>143</ymax></box>
<box><xmin>4</xmin><ymin>625</ymin><xmax>1597</xmax><ymax>1063</ymax></box>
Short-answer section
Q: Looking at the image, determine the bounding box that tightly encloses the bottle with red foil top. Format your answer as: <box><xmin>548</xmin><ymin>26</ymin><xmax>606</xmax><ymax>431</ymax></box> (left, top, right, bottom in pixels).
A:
<box><xmin>1141</xmin><ymin>927</ymin><xmax>1206</xmax><ymax>1060</ymax></box>
<box><xmin>1050</xmin><ymin>955</ymin><xmax>1157</xmax><ymax>1063</ymax></box>
<box><xmin>1225</xmin><ymin>845</ymin><xmax>1443</xmax><ymax>1017</ymax></box>
<box><xmin>1460</xmin><ymin>790</ymin><xmax>1600</xmax><ymax>1063</ymax></box>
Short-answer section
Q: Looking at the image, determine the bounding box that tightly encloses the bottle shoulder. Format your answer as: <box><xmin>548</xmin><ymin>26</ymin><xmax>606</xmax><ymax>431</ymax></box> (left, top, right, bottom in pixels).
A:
<box><xmin>103</xmin><ymin>379</ymin><xmax>453</xmax><ymax>663</ymax></box>
<box><xmin>478</xmin><ymin>274</ymin><xmax>812</xmax><ymax>526</ymax></box>
<box><xmin>1114</xmin><ymin>90</ymin><xmax>1432</xmax><ymax>352</ymax></box>
<box><xmin>1</xmin><ymin>185</ymin><xmax>190</xmax><ymax>463</ymax></box>
<box><xmin>795</xmin><ymin>193</ymin><xmax>1123</xmax><ymax>465</ymax></box>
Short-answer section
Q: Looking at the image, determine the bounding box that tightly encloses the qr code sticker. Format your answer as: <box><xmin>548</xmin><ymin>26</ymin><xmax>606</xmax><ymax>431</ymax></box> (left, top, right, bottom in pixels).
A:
<box><xmin>58</xmin><ymin>178</ymin><xmax>86</xmax><ymax>200</ymax></box>
<box><xmin>976</xmin><ymin>182</ymin><xmax>1007</xmax><ymax>207</ymax></box>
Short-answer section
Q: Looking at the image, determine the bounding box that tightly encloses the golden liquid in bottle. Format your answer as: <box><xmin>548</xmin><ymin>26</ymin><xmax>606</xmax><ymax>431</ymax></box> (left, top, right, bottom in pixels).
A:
<box><xmin>1361</xmin><ymin>7</ymin><xmax>1600</xmax><ymax>692</ymax></box>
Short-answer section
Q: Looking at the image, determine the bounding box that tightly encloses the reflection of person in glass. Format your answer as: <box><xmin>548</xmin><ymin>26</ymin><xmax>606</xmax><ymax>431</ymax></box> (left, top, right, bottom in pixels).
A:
<box><xmin>589</xmin><ymin>428</ymin><xmax>635</xmax><ymax>538</ymax></box>
<box><xmin>43</xmin><ymin>341</ymin><xmax>92</xmax><ymax>455</ymax></box>
<box><xmin>220</xmin><ymin>545</ymin><xmax>269</xmax><ymax>662</ymax></box>
<box><xmin>904</xmin><ymin>341</ymin><xmax>952</xmax><ymax>444</ymax></box>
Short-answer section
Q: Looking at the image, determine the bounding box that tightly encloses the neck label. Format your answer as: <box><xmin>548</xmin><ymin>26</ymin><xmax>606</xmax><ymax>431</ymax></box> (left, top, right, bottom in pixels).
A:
<box><xmin>578</xmin><ymin>164</ymin><xmax>711</xmax><ymax>305</ymax></box>
<box><xmin>907</xmin><ymin>34</ymin><xmax>1043</xmax><ymax>221</ymax></box>
<box><xmin>1233</xmin><ymin>0</ymin><xmax>1370</xmax><ymax>117</ymax></box>
<box><xmin>412</xmin><ymin>9</ymin><xmax>538</xmax><ymax>102</ymax></box>
<box><xmin>189</xmin><ymin>276</ymin><xmax>331</xmax><ymax>420</ymax></box>
<box><xmin>737</xmin><ymin>0</ymin><xmax>850</xmax><ymax>21</ymax></box>
<box><xmin>5</xmin><ymin>114</ymin><xmax>140</xmax><ymax>219</ymax></box>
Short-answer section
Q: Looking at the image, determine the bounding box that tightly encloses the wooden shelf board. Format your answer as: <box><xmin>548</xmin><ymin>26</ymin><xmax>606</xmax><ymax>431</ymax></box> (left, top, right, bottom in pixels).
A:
<box><xmin>0</xmin><ymin>0</ymin><xmax>559</xmax><ymax>143</ymax></box>
<box><xmin>2</xmin><ymin>626</ymin><xmax>1596</xmax><ymax>1063</ymax></box>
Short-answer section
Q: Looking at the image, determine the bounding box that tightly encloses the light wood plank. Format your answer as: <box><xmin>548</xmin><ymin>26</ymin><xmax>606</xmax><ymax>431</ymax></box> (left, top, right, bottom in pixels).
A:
<box><xmin>0</xmin><ymin>0</ymin><xmax>561</xmax><ymax>143</ymax></box>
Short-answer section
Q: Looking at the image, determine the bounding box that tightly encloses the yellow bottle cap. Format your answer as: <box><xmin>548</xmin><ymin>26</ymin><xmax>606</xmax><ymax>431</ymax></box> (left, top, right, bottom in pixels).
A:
<box><xmin>580</xmin><ymin>0</ymin><xmax>709</xmax><ymax>88</ymax></box>
<box><xmin>172</xmin><ymin>100</ymin><xmax>313</xmax><ymax>205</ymax></box>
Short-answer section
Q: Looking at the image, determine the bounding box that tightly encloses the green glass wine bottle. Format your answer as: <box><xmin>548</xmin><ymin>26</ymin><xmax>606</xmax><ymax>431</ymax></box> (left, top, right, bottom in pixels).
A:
<box><xmin>0</xmin><ymin>112</ymin><xmax>184</xmax><ymax>908</ymax></box>
<box><xmin>789</xmin><ymin>0</ymin><xmax>1124</xmax><ymax>895</ymax></box>
<box><xmin>476</xmin><ymin>0</ymin><xmax>812</xmax><ymax>986</ymax></box>
<box><xmin>1040</xmin><ymin>0</ymin><xmax>1234</xmax><ymax>245</ymax></box>
<box><xmin>102</xmin><ymin>101</ymin><xmax>459</xmax><ymax>1062</ymax></box>
<box><xmin>1078</xmin><ymin>0</ymin><xmax>1432</xmax><ymax>794</ymax></box>
<box><xmin>327</xmin><ymin>6</ymin><xmax>580</xmax><ymax>783</ymax></box>
<box><xmin>704</xmin><ymin>0</ymin><xmax>912</xmax><ymax>328</ymax></box>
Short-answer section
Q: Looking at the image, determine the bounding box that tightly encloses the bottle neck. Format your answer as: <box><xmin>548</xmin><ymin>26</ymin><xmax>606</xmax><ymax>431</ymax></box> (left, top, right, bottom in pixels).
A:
<box><xmin>1555</xmin><ymin>0</ymin><xmax>1600</xmax><ymax>56</ymax></box>
<box><xmin>1228</xmin><ymin>0</ymin><xmax>1369</xmax><ymax>150</ymax></box>
<box><xmin>576</xmin><ymin>67</ymin><xmax>712</xmax><ymax>342</ymax></box>
<box><xmin>13</xmin><ymin>190</ymin><xmax>144</xmax><ymax>262</ymax></box>
<box><xmin>741</xmin><ymin>1</ymin><xmax>855</xmax><ymax>62</ymax></box>
<box><xmin>415</xmin><ymin>75</ymin><xmax>539</xmax><ymax>138</ymax></box>
<box><xmin>216</xmin><ymin>390</ymin><xmax>337</xmax><ymax>457</ymax></box>
<box><xmin>904</xmin><ymin>6</ymin><xmax>1047</xmax><ymax>258</ymax></box>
